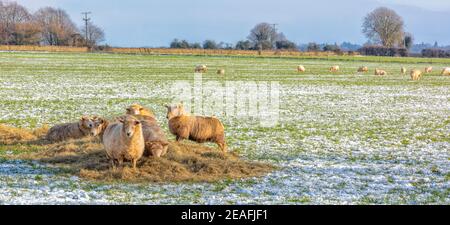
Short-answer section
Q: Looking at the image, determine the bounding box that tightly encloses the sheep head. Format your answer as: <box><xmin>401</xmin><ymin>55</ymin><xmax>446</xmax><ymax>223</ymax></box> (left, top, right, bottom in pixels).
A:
<box><xmin>117</xmin><ymin>116</ymin><xmax>141</xmax><ymax>138</ymax></box>
<box><xmin>165</xmin><ymin>102</ymin><xmax>186</xmax><ymax>120</ymax></box>
<box><xmin>126</xmin><ymin>103</ymin><xmax>145</xmax><ymax>116</ymax></box>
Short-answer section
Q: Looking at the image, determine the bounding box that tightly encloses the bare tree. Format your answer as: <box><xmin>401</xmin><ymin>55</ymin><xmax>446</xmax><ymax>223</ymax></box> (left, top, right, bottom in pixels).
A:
<box><xmin>247</xmin><ymin>22</ymin><xmax>278</xmax><ymax>50</ymax></box>
<box><xmin>362</xmin><ymin>7</ymin><xmax>404</xmax><ymax>47</ymax></box>
<box><xmin>34</xmin><ymin>7</ymin><xmax>78</xmax><ymax>46</ymax></box>
<box><xmin>0</xmin><ymin>1</ymin><xmax>37</xmax><ymax>45</ymax></box>
<box><xmin>80</xmin><ymin>21</ymin><xmax>104</xmax><ymax>47</ymax></box>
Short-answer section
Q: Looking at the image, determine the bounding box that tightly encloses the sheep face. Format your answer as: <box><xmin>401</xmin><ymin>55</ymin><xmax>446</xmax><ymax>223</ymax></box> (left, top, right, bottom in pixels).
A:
<box><xmin>165</xmin><ymin>103</ymin><xmax>185</xmax><ymax>120</ymax></box>
<box><xmin>90</xmin><ymin>116</ymin><xmax>107</xmax><ymax>136</ymax></box>
<box><xmin>126</xmin><ymin>104</ymin><xmax>145</xmax><ymax>116</ymax></box>
<box><xmin>79</xmin><ymin>116</ymin><xmax>94</xmax><ymax>130</ymax></box>
<box><xmin>118</xmin><ymin>116</ymin><xmax>141</xmax><ymax>138</ymax></box>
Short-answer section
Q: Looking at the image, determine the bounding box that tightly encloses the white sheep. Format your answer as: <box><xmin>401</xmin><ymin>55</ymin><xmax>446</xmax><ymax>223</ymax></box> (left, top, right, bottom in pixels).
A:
<box><xmin>102</xmin><ymin>115</ymin><xmax>145</xmax><ymax>169</ymax></box>
<box><xmin>329</xmin><ymin>65</ymin><xmax>340</xmax><ymax>72</ymax></box>
<box><xmin>297</xmin><ymin>65</ymin><xmax>306</xmax><ymax>72</ymax></box>
<box><xmin>441</xmin><ymin>67</ymin><xmax>450</xmax><ymax>76</ymax></box>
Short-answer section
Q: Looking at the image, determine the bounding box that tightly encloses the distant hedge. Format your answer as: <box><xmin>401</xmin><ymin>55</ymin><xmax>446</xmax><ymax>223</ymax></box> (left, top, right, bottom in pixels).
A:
<box><xmin>359</xmin><ymin>46</ymin><xmax>408</xmax><ymax>57</ymax></box>
<box><xmin>421</xmin><ymin>48</ymin><xmax>450</xmax><ymax>58</ymax></box>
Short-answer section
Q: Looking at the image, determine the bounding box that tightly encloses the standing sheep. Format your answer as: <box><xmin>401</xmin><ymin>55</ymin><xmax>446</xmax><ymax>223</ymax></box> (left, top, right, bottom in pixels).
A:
<box><xmin>195</xmin><ymin>65</ymin><xmax>208</xmax><ymax>73</ymax></box>
<box><xmin>329</xmin><ymin>65</ymin><xmax>340</xmax><ymax>72</ymax></box>
<box><xmin>401</xmin><ymin>67</ymin><xmax>407</xmax><ymax>75</ymax></box>
<box><xmin>441</xmin><ymin>67</ymin><xmax>450</xmax><ymax>76</ymax></box>
<box><xmin>46</xmin><ymin>116</ymin><xmax>96</xmax><ymax>142</ymax></box>
<box><xmin>410</xmin><ymin>69</ymin><xmax>423</xmax><ymax>81</ymax></box>
<box><xmin>102</xmin><ymin>115</ymin><xmax>145</xmax><ymax>169</ymax></box>
<box><xmin>297</xmin><ymin>65</ymin><xmax>306</xmax><ymax>72</ymax></box>
<box><xmin>374</xmin><ymin>68</ymin><xmax>387</xmax><ymax>76</ymax></box>
<box><xmin>217</xmin><ymin>69</ymin><xmax>225</xmax><ymax>75</ymax></box>
<box><xmin>165</xmin><ymin>103</ymin><xmax>227</xmax><ymax>152</ymax></box>
<box><xmin>126</xmin><ymin>103</ymin><xmax>155</xmax><ymax>118</ymax></box>
<box><xmin>425</xmin><ymin>66</ymin><xmax>433</xmax><ymax>73</ymax></box>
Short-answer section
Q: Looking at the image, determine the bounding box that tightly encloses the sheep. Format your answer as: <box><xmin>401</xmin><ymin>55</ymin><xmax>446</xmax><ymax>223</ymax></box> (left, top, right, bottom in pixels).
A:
<box><xmin>126</xmin><ymin>103</ymin><xmax>155</xmax><ymax>118</ymax></box>
<box><xmin>374</xmin><ymin>68</ymin><xmax>387</xmax><ymax>76</ymax></box>
<box><xmin>217</xmin><ymin>69</ymin><xmax>225</xmax><ymax>75</ymax></box>
<box><xmin>133</xmin><ymin>115</ymin><xmax>169</xmax><ymax>158</ymax></box>
<box><xmin>297</xmin><ymin>65</ymin><xmax>306</xmax><ymax>72</ymax></box>
<box><xmin>329</xmin><ymin>65</ymin><xmax>340</xmax><ymax>72</ymax></box>
<box><xmin>410</xmin><ymin>69</ymin><xmax>423</xmax><ymax>81</ymax></box>
<box><xmin>165</xmin><ymin>103</ymin><xmax>227</xmax><ymax>152</ymax></box>
<box><xmin>441</xmin><ymin>67</ymin><xmax>450</xmax><ymax>76</ymax></box>
<box><xmin>357</xmin><ymin>66</ymin><xmax>368</xmax><ymax>73</ymax></box>
<box><xmin>401</xmin><ymin>67</ymin><xmax>407</xmax><ymax>75</ymax></box>
<box><xmin>46</xmin><ymin>116</ymin><xmax>96</xmax><ymax>142</ymax></box>
<box><xmin>195</xmin><ymin>65</ymin><xmax>208</xmax><ymax>73</ymax></box>
<box><xmin>103</xmin><ymin>115</ymin><xmax>145</xmax><ymax>169</ymax></box>
<box><xmin>91</xmin><ymin>116</ymin><xmax>109</xmax><ymax>140</ymax></box>
<box><xmin>425</xmin><ymin>66</ymin><xmax>433</xmax><ymax>73</ymax></box>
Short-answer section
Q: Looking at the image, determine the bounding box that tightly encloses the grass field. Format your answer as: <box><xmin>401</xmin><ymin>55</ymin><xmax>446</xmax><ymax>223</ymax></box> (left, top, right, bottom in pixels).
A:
<box><xmin>0</xmin><ymin>51</ymin><xmax>449</xmax><ymax>204</ymax></box>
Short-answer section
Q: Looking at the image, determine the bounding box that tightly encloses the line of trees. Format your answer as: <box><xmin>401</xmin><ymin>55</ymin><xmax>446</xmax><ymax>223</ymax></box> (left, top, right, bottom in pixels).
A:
<box><xmin>0</xmin><ymin>1</ymin><xmax>104</xmax><ymax>47</ymax></box>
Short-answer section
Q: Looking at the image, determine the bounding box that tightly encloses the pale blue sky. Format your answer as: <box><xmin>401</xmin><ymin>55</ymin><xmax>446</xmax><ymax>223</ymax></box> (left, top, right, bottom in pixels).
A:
<box><xmin>15</xmin><ymin>0</ymin><xmax>450</xmax><ymax>47</ymax></box>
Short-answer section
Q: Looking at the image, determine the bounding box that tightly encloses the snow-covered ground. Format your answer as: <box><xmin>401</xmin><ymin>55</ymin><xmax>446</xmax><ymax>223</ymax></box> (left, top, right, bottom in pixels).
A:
<box><xmin>0</xmin><ymin>52</ymin><xmax>449</xmax><ymax>204</ymax></box>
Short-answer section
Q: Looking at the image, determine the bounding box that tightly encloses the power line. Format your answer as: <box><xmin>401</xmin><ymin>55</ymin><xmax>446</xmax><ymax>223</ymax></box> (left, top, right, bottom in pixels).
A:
<box><xmin>82</xmin><ymin>12</ymin><xmax>91</xmax><ymax>46</ymax></box>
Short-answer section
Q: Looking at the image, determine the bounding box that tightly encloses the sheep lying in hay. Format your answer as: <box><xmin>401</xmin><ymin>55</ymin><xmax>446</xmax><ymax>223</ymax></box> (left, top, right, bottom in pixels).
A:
<box><xmin>45</xmin><ymin>116</ymin><xmax>97</xmax><ymax>143</ymax></box>
<box><xmin>441</xmin><ymin>67</ymin><xmax>450</xmax><ymax>76</ymax></box>
<box><xmin>102</xmin><ymin>115</ymin><xmax>145</xmax><ymax>169</ymax></box>
<box><xmin>91</xmin><ymin>116</ymin><xmax>109</xmax><ymax>140</ymax></box>
<box><xmin>195</xmin><ymin>65</ymin><xmax>208</xmax><ymax>73</ymax></box>
<box><xmin>401</xmin><ymin>67</ymin><xmax>407</xmax><ymax>75</ymax></box>
<box><xmin>297</xmin><ymin>65</ymin><xmax>306</xmax><ymax>72</ymax></box>
<box><xmin>166</xmin><ymin>103</ymin><xmax>227</xmax><ymax>152</ymax></box>
<box><xmin>0</xmin><ymin>125</ymin><xmax>273</xmax><ymax>182</ymax></box>
<box><xmin>133</xmin><ymin>115</ymin><xmax>169</xmax><ymax>158</ymax></box>
<box><xmin>425</xmin><ymin>66</ymin><xmax>433</xmax><ymax>73</ymax></box>
<box><xmin>126</xmin><ymin>103</ymin><xmax>155</xmax><ymax>118</ymax></box>
<box><xmin>410</xmin><ymin>69</ymin><xmax>423</xmax><ymax>81</ymax></box>
<box><xmin>217</xmin><ymin>69</ymin><xmax>225</xmax><ymax>75</ymax></box>
<box><xmin>357</xmin><ymin>66</ymin><xmax>368</xmax><ymax>73</ymax></box>
<box><xmin>374</xmin><ymin>68</ymin><xmax>387</xmax><ymax>76</ymax></box>
<box><xmin>329</xmin><ymin>65</ymin><xmax>340</xmax><ymax>72</ymax></box>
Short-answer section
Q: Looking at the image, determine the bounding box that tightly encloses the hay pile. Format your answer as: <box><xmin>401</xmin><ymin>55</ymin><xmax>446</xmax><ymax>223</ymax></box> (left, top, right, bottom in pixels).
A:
<box><xmin>0</xmin><ymin>124</ymin><xmax>273</xmax><ymax>182</ymax></box>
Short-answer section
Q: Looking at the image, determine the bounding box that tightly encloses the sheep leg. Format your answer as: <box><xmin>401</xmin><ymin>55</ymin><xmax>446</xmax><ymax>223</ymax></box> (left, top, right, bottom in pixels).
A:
<box><xmin>176</xmin><ymin>136</ymin><xmax>183</xmax><ymax>142</ymax></box>
<box><xmin>217</xmin><ymin>142</ymin><xmax>227</xmax><ymax>152</ymax></box>
<box><xmin>131</xmin><ymin>159</ymin><xmax>137</xmax><ymax>170</ymax></box>
<box><xmin>110</xmin><ymin>159</ymin><xmax>116</xmax><ymax>170</ymax></box>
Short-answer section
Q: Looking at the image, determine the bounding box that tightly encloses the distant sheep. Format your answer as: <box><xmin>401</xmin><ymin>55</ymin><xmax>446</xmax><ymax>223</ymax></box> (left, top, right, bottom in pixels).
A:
<box><xmin>102</xmin><ymin>115</ymin><xmax>145</xmax><ymax>169</ymax></box>
<box><xmin>441</xmin><ymin>67</ymin><xmax>450</xmax><ymax>76</ymax></box>
<box><xmin>357</xmin><ymin>66</ymin><xmax>368</xmax><ymax>73</ymax></box>
<box><xmin>297</xmin><ymin>65</ymin><xmax>306</xmax><ymax>72</ymax></box>
<box><xmin>166</xmin><ymin>103</ymin><xmax>227</xmax><ymax>152</ymax></box>
<box><xmin>46</xmin><ymin>116</ymin><xmax>96</xmax><ymax>142</ymax></box>
<box><xmin>410</xmin><ymin>69</ymin><xmax>423</xmax><ymax>81</ymax></box>
<box><xmin>401</xmin><ymin>67</ymin><xmax>407</xmax><ymax>75</ymax></box>
<box><xmin>425</xmin><ymin>66</ymin><xmax>433</xmax><ymax>73</ymax></box>
<box><xmin>329</xmin><ymin>65</ymin><xmax>340</xmax><ymax>72</ymax></box>
<box><xmin>195</xmin><ymin>65</ymin><xmax>208</xmax><ymax>73</ymax></box>
<box><xmin>217</xmin><ymin>69</ymin><xmax>225</xmax><ymax>75</ymax></box>
<box><xmin>126</xmin><ymin>103</ymin><xmax>155</xmax><ymax>118</ymax></box>
<box><xmin>374</xmin><ymin>68</ymin><xmax>387</xmax><ymax>76</ymax></box>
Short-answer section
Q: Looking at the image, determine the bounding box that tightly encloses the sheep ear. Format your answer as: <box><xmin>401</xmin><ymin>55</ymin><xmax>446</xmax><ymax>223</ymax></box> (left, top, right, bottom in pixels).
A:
<box><xmin>116</xmin><ymin>117</ymin><xmax>125</xmax><ymax>123</ymax></box>
<box><xmin>81</xmin><ymin>116</ymin><xmax>89</xmax><ymax>121</ymax></box>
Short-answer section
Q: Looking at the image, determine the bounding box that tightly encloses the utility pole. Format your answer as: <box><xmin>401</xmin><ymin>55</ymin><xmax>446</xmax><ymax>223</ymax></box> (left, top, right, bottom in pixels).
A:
<box><xmin>82</xmin><ymin>12</ymin><xmax>91</xmax><ymax>47</ymax></box>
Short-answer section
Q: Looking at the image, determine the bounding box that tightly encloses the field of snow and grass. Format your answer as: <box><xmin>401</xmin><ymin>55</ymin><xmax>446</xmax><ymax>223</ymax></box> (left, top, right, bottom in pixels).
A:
<box><xmin>0</xmin><ymin>51</ymin><xmax>449</xmax><ymax>204</ymax></box>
